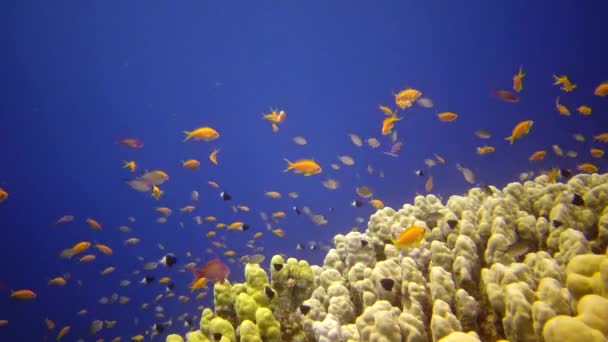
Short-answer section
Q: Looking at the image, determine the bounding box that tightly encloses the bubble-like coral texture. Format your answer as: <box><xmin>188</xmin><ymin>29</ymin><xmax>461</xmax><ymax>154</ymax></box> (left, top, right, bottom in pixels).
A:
<box><xmin>168</xmin><ymin>173</ymin><xmax>608</xmax><ymax>342</ymax></box>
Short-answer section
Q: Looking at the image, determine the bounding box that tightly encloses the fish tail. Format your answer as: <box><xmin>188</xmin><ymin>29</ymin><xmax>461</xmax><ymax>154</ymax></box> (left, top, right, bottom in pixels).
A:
<box><xmin>505</xmin><ymin>136</ymin><xmax>514</xmax><ymax>144</ymax></box>
<box><xmin>182</xmin><ymin>131</ymin><xmax>191</xmax><ymax>142</ymax></box>
<box><xmin>552</xmin><ymin>75</ymin><xmax>561</xmax><ymax>85</ymax></box>
<box><xmin>283</xmin><ymin>158</ymin><xmax>293</xmax><ymax>172</ymax></box>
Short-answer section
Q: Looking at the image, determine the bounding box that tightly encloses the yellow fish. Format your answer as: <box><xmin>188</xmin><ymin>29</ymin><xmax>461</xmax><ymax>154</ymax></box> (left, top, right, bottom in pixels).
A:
<box><xmin>393</xmin><ymin>225</ymin><xmax>427</xmax><ymax>250</ymax></box>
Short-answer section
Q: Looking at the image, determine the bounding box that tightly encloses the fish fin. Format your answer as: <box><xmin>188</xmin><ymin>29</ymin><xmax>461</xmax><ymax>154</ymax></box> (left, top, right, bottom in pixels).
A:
<box><xmin>283</xmin><ymin>159</ymin><xmax>293</xmax><ymax>172</ymax></box>
<box><xmin>505</xmin><ymin>136</ymin><xmax>514</xmax><ymax>144</ymax></box>
<box><xmin>182</xmin><ymin>131</ymin><xmax>191</xmax><ymax>142</ymax></box>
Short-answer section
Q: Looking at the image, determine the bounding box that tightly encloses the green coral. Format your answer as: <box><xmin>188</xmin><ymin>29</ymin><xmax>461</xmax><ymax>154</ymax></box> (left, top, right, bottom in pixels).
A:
<box><xmin>235</xmin><ymin>292</ymin><xmax>258</xmax><ymax>323</ymax></box>
<box><xmin>238</xmin><ymin>320</ymin><xmax>263</xmax><ymax>342</ymax></box>
<box><xmin>255</xmin><ymin>307</ymin><xmax>282</xmax><ymax>342</ymax></box>
<box><xmin>166</xmin><ymin>334</ymin><xmax>184</xmax><ymax>342</ymax></box>
<box><xmin>209</xmin><ymin>317</ymin><xmax>236</xmax><ymax>342</ymax></box>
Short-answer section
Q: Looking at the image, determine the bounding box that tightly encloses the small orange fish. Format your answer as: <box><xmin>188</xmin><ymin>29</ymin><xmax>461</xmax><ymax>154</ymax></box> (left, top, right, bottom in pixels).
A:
<box><xmin>156</xmin><ymin>207</ymin><xmax>172</xmax><ymax>216</ymax></box>
<box><xmin>271</xmin><ymin>123</ymin><xmax>279</xmax><ymax>133</ymax></box>
<box><xmin>86</xmin><ymin>218</ymin><xmax>102</xmax><ymax>231</ymax></box>
<box><xmin>434</xmin><ymin>153</ymin><xmax>445</xmax><ymax>164</ymax></box>
<box><xmin>553</xmin><ymin>74</ymin><xmax>576</xmax><ymax>92</ymax></box>
<box><xmin>152</xmin><ymin>185</ymin><xmax>163</xmax><ymax>200</ymax></box>
<box><xmin>183</xmin><ymin>126</ymin><xmax>220</xmax><ymax>142</ymax></box>
<box><xmin>476</xmin><ymin>146</ymin><xmax>495</xmax><ymax>155</ymax></box>
<box><xmin>369</xmin><ymin>199</ymin><xmax>384</xmax><ymax>209</ymax></box>
<box><xmin>209</xmin><ymin>149</ymin><xmax>220</xmax><ymax>165</ymax></box>
<box><xmin>283</xmin><ymin>158</ymin><xmax>322</xmax><ymax>176</ymax></box>
<box><xmin>56</xmin><ymin>325</ymin><xmax>71</xmax><ymax>340</ymax></box>
<box><xmin>100</xmin><ymin>267</ymin><xmax>115</xmax><ymax>275</ymax></box>
<box><xmin>190</xmin><ymin>277</ymin><xmax>207</xmax><ymax>291</ymax></box>
<box><xmin>0</xmin><ymin>320</ymin><xmax>7</xmax><ymax>327</ymax></box>
<box><xmin>79</xmin><ymin>254</ymin><xmax>96</xmax><ymax>263</ymax></box>
<box><xmin>528</xmin><ymin>150</ymin><xmax>546</xmax><ymax>161</ymax></box>
<box><xmin>595</xmin><ymin>82</ymin><xmax>608</xmax><ymax>97</ymax></box>
<box><xmin>437</xmin><ymin>112</ymin><xmax>458</xmax><ymax>122</ymax></box>
<box><xmin>208</xmin><ymin>181</ymin><xmax>220</xmax><ymax>188</ymax></box>
<box><xmin>122</xmin><ymin>160</ymin><xmax>137</xmax><ymax>172</ymax></box>
<box><xmin>393</xmin><ymin>225</ymin><xmax>427</xmax><ymax>250</ymax></box>
<box><xmin>124</xmin><ymin>238</ymin><xmax>140</xmax><ymax>245</ymax></box>
<box><xmin>272</xmin><ymin>211</ymin><xmax>286</xmax><ymax>219</ymax></box>
<box><xmin>512</xmin><ymin>65</ymin><xmax>525</xmax><ymax>92</ymax></box>
<box><xmin>577</xmin><ymin>163</ymin><xmax>599</xmax><ymax>174</ymax></box>
<box><xmin>182</xmin><ymin>159</ymin><xmax>201</xmax><ymax>170</ymax></box>
<box><xmin>594</xmin><ymin>133</ymin><xmax>608</xmax><ymax>143</ymax></box>
<box><xmin>425</xmin><ymin>176</ymin><xmax>433</xmax><ymax>193</ymax></box>
<box><xmin>227</xmin><ymin>221</ymin><xmax>246</xmax><ymax>230</ymax></box>
<box><xmin>381</xmin><ymin>115</ymin><xmax>402</xmax><ymax>135</ymax></box>
<box><xmin>265</xmin><ymin>191</ymin><xmax>281</xmax><ymax>199</ymax></box>
<box><xmin>0</xmin><ymin>188</ymin><xmax>8</xmax><ymax>203</ymax></box>
<box><xmin>555</xmin><ymin>96</ymin><xmax>570</xmax><ymax>116</ymax></box>
<box><xmin>505</xmin><ymin>120</ymin><xmax>533</xmax><ymax>144</ymax></box>
<box><xmin>180</xmin><ymin>205</ymin><xmax>195</xmax><ymax>213</ymax></box>
<box><xmin>48</xmin><ymin>277</ymin><xmax>67</xmax><ymax>286</ymax></box>
<box><xmin>394</xmin><ymin>88</ymin><xmax>422</xmax><ymax>109</ymax></box>
<box><xmin>590</xmin><ymin>148</ymin><xmax>604</xmax><ymax>158</ymax></box>
<box><xmin>95</xmin><ymin>243</ymin><xmax>113</xmax><ymax>256</ymax></box>
<box><xmin>272</xmin><ymin>228</ymin><xmax>285</xmax><ymax>237</ymax></box>
<box><xmin>378</xmin><ymin>105</ymin><xmax>395</xmax><ymax>116</ymax></box>
<box><xmin>577</xmin><ymin>105</ymin><xmax>592</xmax><ymax>116</ymax></box>
<box><xmin>45</xmin><ymin>318</ymin><xmax>55</xmax><ymax>331</ymax></box>
<box><xmin>10</xmin><ymin>289</ymin><xmax>37</xmax><ymax>300</ymax></box>
<box><xmin>492</xmin><ymin>89</ymin><xmax>519</xmax><ymax>103</ymax></box>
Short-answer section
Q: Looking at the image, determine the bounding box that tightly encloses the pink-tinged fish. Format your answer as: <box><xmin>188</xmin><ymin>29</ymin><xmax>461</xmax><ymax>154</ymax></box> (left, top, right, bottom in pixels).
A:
<box><xmin>191</xmin><ymin>258</ymin><xmax>230</xmax><ymax>283</ymax></box>
<box><xmin>492</xmin><ymin>89</ymin><xmax>519</xmax><ymax>103</ymax></box>
<box><xmin>117</xmin><ymin>138</ymin><xmax>144</xmax><ymax>149</ymax></box>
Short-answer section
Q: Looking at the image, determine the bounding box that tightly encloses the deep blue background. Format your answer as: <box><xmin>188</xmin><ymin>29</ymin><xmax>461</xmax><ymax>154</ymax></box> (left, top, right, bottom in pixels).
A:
<box><xmin>1</xmin><ymin>0</ymin><xmax>608</xmax><ymax>340</ymax></box>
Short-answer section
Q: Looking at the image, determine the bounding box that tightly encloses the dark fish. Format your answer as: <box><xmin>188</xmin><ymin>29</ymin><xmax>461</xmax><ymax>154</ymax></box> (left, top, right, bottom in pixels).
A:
<box><xmin>292</xmin><ymin>206</ymin><xmax>301</xmax><ymax>215</ymax></box>
<box><xmin>552</xmin><ymin>220</ymin><xmax>562</xmax><ymax>228</ymax></box>
<box><xmin>160</xmin><ymin>254</ymin><xmax>177</xmax><ymax>267</ymax></box>
<box><xmin>264</xmin><ymin>286</ymin><xmax>275</xmax><ymax>299</ymax></box>
<box><xmin>415</xmin><ymin>169</ymin><xmax>424</xmax><ymax>177</ymax></box>
<box><xmin>560</xmin><ymin>169</ymin><xmax>572</xmax><ymax>179</ymax></box>
<box><xmin>153</xmin><ymin>323</ymin><xmax>164</xmax><ymax>334</ymax></box>
<box><xmin>273</xmin><ymin>263</ymin><xmax>283</xmax><ymax>271</ymax></box>
<box><xmin>446</xmin><ymin>220</ymin><xmax>458</xmax><ymax>230</ymax></box>
<box><xmin>213</xmin><ymin>333</ymin><xmax>222</xmax><ymax>341</ymax></box>
<box><xmin>308</xmin><ymin>241</ymin><xmax>318</xmax><ymax>250</ymax></box>
<box><xmin>328</xmin><ymin>207</ymin><xmax>334</xmax><ymax>212</ymax></box>
<box><xmin>165</xmin><ymin>282</ymin><xmax>174</xmax><ymax>291</ymax></box>
<box><xmin>572</xmin><ymin>193</ymin><xmax>585</xmax><ymax>206</ymax></box>
<box><xmin>296</xmin><ymin>243</ymin><xmax>304</xmax><ymax>251</ymax></box>
<box><xmin>361</xmin><ymin>240</ymin><xmax>368</xmax><ymax>247</ymax></box>
<box><xmin>241</xmin><ymin>224</ymin><xmax>250</xmax><ymax>231</ymax></box>
<box><xmin>184</xmin><ymin>318</ymin><xmax>192</xmax><ymax>328</ymax></box>
<box><xmin>380</xmin><ymin>278</ymin><xmax>394</xmax><ymax>291</ymax></box>
<box><xmin>300</xmin><ymin>304</ymin><xmax>311</xmax><ymax>315</ymax></box>
<box><xmin>351</xmin><ymin>200</ymin><xmax>363</xmax><ymax>208</ymax></box>
<box><xmin>220</xmin><ymin>192</ymin><xmax>232</xmax><ymax>201</ymax></box>
<box><xmin>141</xmin><ymin>276</ymin><xmax>154</xmax><ymax>284</ymax></box>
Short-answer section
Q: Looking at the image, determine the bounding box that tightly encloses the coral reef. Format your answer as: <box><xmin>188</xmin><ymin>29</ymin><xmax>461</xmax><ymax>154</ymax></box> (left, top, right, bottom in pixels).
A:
<box><xmin>169</xmin><ymin>173</ymin><xmax>608</xmax><ymax>342</ymax></box>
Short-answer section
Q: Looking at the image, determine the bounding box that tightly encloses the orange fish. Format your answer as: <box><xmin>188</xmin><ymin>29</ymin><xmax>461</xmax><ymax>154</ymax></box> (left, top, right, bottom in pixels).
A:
<box><xmin>272</xmin><ymin>228</ymin><xmax>285</xmax><ymax>237</ymax></box>
<box><xmin>117</xmin><ymin>138</ymin><xmax>144</xmax><ymax>149</ymax></box>
<box><xmin>553</xmin><ymin>74</ymin><xmax>576</xmax><ymax>92</ymax></box>
<box><xmin>95</xmin><ymin>243</ymin><xmax>113</xmax><ymax>256</ymax></box>
<box><xmin>86</xmin><ymin>218</ymin><xmax>102</xmax><ymax>231</ymax></box>
<box><xmin>437</xmin><ymin>112</ymin><xmax>458</xmax><ymax>122</ymax></box>
<box><xmin>48</xmin><ymin>277</ymin><xmax>67</xmax><ymax>286</ymax></box>
<box><xmin>0</xmin><ymin>320</ymin><xmax>7</xmax><ymax>327</ymax></box>
<box><xmin>425</xmin><ymin>176</ymin><xmax>433</xmax><ymax>193</ymax></box>
<box><xmin>577</xmin><ymin>163</ymin><xmax>599</xmax><ymax>174</ymax></box>
<box><xmin>394</xmin><ymin>88</ymin><xmax>422</xmax><ymax>109</ymax></box>
<box><xmin>182</xmin><ymin>159</ymin><xmax>201</xmax><ymax>170</ymax></box>
<box><xmin>56</xmin><ymin>326</ymin><xmax>71</xmax><ymax>340</ymax></box>
<box><xmin>0</xmin><ymin>188</ymin><xmax>7</xmax><ymax>203</ymax></box>
<box><xmin>595</xmin><ymin>82</ymin><xmax>608</xmax><ymax>97</ymax></box>
<box><xmin>122</xmin><ymin>160</ymin><xmax>137</xmax><ymax>172</ymax></box>
<box><xmin>283</xmin><ymin>158</ymin><xmax>322</xmax><ymax>176</ymax></box>
<box><xmin>183</xmin><ymin>126</ymin><xmax>220</xmax><ymax>142</ymax></box>
<box><xmin>492</xmin><ymin>89</ymin><xmax>519</xmax><ymax>103</ymax></box>
<box><xmin>505</xmin><ymin>120</ymin><xmax>533</xmax><ymax>144</ymax></box>
<box><xmin>512</xmin><ymin>65</ymin><xmax>525</xmax><ymax>92</ymax></box>
<box><xmin>434</xmin><ymin>153</ymin><xmax>445</xmax><ymax>164</ymax></box>
<box><xmin>476</xmin><ymin>146</ymin><xmax>495</xmax><ymax>155</ymax></box>
<box><xmin>378</xmin><ymin>105</ymin><xmax>395</xmax><ymax>116</ymax></box>
<box><xmin>381</xmin><ymin>115</ymin><xmax>402</xmax><ymax>135</ymax></box>
<box><xmin>528</xmin><ymin>150</ymin><xmax>546</xmax><ymax>161</ymax></box>
<box><xmin>208</xmin><ymin>181</ymin><xmax>220</xmax><ymax>188</ymax></box>
<box><xmin>10</xmin><ymin>289</ymin><xmax>36</xmax><ymax>300</ymax></box>
<box><xmin>209</xmin><ymin>149</ymin><xmax>220</xmax><ymax>165</ymax></box>
<box><xmin>555</xmin><ymin>97</ymin><xmax>570</xmax><ymax>116</ymax></box>
<box><xmin>152</xmin><ymin>185</ymin><xmax>163</xmax><ymax>200</ymax></box>
<box><xmin>79</xmin><ymin>254</ymin><xmax>96</xmax><ymax>263</ymax></box>
<box><xmin>594</xmin><ymin>133</ymin><xmax>608</xmax><ymax>143</ymax></box>
<box><xmin>577</xmin><ymin>105</ymin><xmax>592</xmax><ymax>116</ymax></box>
<box><xmin>393</xmin><ymin>225</ymin><xmax>427</xmax><ymax>250</ymax></box>
<box><xmin>590</xmin><ymin>148</ymin><xmax>604</xmax><ymax>158</ymax></box>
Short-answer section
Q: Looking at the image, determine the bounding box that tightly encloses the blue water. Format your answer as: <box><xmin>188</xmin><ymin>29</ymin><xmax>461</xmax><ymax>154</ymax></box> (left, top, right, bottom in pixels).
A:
<box><xmin>1</xmin><ymin>0</ymin><xmax>608</xmax><ymax>340</ymax></box>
